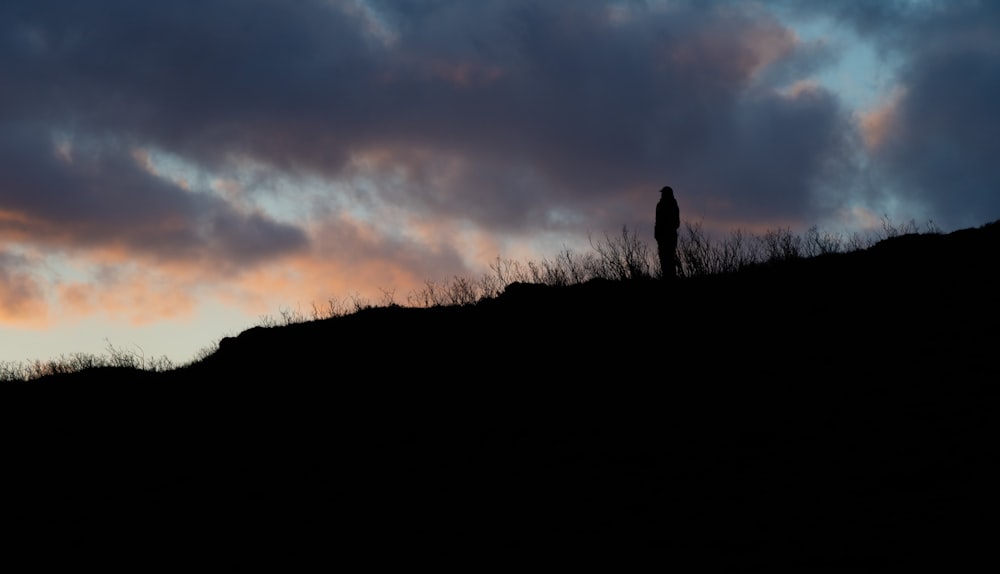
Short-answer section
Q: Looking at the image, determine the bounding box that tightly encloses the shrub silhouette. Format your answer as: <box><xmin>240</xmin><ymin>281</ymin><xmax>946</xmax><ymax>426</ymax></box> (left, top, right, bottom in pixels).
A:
<box><xmin>588</xmin><ymin>226</ymin><xmax>654</xmax><ymax>281</ymax></box>
<box><xmin>0</xmin><ymin>216</ymin><xmax>956</xmax><ymax>381</ymax></box>
<box><xmin>2</xmin><ymin>216</ymin><xmax>997</xmax><ymax>570</ymax></box>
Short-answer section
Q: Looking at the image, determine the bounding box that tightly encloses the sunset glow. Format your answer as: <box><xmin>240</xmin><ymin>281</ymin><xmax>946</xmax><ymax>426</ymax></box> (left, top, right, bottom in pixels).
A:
<box><xmin>2</xmin><ymin>0</ymin><xmax>998</xmax><ymax>364</ymax></box>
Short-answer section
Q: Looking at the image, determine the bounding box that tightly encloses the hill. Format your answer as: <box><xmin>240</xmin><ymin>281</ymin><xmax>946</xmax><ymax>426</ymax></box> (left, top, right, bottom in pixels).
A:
<box><xmin>3</xmin><ymin>221</ymin><xmax>999</xmax><ymax>568</ymax></box>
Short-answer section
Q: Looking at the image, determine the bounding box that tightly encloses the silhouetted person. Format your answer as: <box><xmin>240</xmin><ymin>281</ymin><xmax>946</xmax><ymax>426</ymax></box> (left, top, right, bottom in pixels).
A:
<box><xmin>655</xmin><ymin>186</ymin><xmax>680</xmax><ymax>279</ymax></box>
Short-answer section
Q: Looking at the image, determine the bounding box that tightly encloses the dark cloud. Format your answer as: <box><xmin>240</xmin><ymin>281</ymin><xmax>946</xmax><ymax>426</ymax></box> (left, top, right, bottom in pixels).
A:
<box><xmin>352</xmin><ymin>0</ymin><xmax>858</xmax><ymax>230</ymax></box>
<box><xmin>0</xmin><ymin>123</ymin><xmax>308</xmax><ymax>267</ymax></box>
<box><xmin>5</xmin><ymin>0</ymin><xmax>994</xmax><ymax>263</ymax></box>
<box><xmin>684</xmin><ymin>84</ymin><xmax>858</xmax><ymax>223</ymax></box>
<box><xmin>773</xmin><ymin>0</ymin><xmax>917</xmax><ymax>39</ymax></box>
<box><xmin>776</xmin><ymin>0</ymin><xmax>1000</xmax><ymax>230</ymax></box>
<box><xmin>867</xmin><ymin>4</ymin><xmax>1000</xmax><ymax>229</ymax></box>
<box><xmin>0</xmin><ymin>0</ymin><xmax>858</xmax><ymax>238</ymax></box>
<box><xmin>0</xmin><ymin>0</ymin><xmax>376</xmax><ymax>166</ymax></box>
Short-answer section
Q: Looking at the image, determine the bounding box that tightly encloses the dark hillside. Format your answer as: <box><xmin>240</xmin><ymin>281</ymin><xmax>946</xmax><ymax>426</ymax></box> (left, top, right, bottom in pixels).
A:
<box><xmin>3</xmin><ymin>221</ymin><xmax>998</xmax><ymax>568</ymax></box>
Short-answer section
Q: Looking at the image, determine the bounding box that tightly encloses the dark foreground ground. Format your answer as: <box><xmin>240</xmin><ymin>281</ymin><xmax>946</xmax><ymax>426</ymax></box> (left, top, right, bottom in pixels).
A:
<box><xmin>3</xmin><ymin>223</ymin><xmax>998</xmax><ymax>569</ymax></box>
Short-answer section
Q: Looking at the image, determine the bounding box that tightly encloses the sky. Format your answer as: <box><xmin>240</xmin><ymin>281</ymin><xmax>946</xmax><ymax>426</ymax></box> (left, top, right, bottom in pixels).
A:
<box><xmin>2</xmin><ymin>0</ymin><xmax>999</xmax><ymax>365</ymax></box>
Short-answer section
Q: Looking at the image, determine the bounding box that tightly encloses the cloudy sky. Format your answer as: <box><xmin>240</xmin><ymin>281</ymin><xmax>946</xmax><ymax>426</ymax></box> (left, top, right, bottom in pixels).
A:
<box><xmin>2</xmin><ymin>0</ymin><xmax>998</xmax><ymax>364</ymax></box>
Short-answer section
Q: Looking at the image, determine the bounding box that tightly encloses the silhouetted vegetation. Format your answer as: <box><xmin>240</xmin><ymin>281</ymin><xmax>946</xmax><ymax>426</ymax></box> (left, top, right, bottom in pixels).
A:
<box><xmin>0</xmin><ymin>339</ymin><xmax>174</xmax><ymax>382</ymax></box>
<box><xmin>2</xmin><ymin>216</ymin><xmax>997</xmax><ymax>569</ymax></box>
<box><xmin>0</xmin><ymin>216</ymin><xmax>950</xmax><ymax>381</ymax></box>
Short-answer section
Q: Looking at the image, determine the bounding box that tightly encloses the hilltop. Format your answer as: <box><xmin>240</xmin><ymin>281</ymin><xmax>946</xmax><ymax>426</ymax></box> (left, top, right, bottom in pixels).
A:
<box><xmin>3</xmin><ymin>220</ymin><xmax>998</xmax><ymax>568</ymax></box>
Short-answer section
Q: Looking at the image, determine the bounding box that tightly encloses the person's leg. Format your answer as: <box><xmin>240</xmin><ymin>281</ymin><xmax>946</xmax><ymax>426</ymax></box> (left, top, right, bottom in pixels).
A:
<box><xmin>658</xmin><ymin>242</ymin><xmax>670</xmax><ymax>279</ymax></box>
<box><xmin>667</xmin><ymin>234</ymin><xmax>678</xmax><ymax>278</ymax></box>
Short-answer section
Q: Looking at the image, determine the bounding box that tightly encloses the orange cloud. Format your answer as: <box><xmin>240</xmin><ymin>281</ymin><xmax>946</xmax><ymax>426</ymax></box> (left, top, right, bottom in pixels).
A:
<box><xmin>838</xmin><ymin>205</ymin><xmax>884</xmax><ymax>232</ymax></box>
<box><xmin>778</xmin><ymin>79</ymin><xmax>822</xmax><ymax>99</ymax></box>
<box><xmin>0</xmin><ymin>208</ymin><xmax>35</xmax><ymax>229</ymax></box>
<box><xmin>664</xmin><ymin>11</ymin><xmax>795</xmax><ymax>83</ymax></box>
<box><xmin>0</xmin><ymin>270</ymin><xmax>49</xmax><ymax>328</ymax></box>
<box><xmin>743</xmin><ymin>19</ymin><xmax>799</xmax><ymax>80</ymax></box>
<box><xmin>190</xmin><ymin>209</ymin><xmax>469</xmax><ymax>316</ymax></box>
<box><xmin>54</xmin><ymin>266</ymin><xmax>201</xmax><ymax>326</ymax></box>
<box><xmin>860</xmin><ymin>88</ymin><xmax>905</xmax><ymax>150</ymax></box>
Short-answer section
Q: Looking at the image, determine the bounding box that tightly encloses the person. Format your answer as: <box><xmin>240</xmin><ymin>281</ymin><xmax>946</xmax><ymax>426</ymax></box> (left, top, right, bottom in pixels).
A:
<box><xmin>655</xmin><ymin>186</ymin><xmax>680</xmax><ymax>279</ymax></box>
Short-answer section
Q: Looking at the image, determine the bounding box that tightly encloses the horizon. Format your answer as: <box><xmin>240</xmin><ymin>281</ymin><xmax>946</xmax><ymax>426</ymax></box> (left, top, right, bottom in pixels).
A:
<box><xmin>3</xmin><ymin>0</ymin><xmax>1000</xmax><ymax>364</ymax></box>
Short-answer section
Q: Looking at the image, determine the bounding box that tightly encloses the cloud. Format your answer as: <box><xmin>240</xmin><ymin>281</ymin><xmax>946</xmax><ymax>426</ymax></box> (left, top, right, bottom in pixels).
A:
<box><xmin>0</xmin><ymin>250</ymin><xmax>48</xmax><ymax>325</ymax></box>
<box><xmin>54</xmin><ymin>265</ymin><xmax>201</xmax><ymax>326</ymax></box>
<box><xmin>5</xmin><ymin>0</ymin><xmax>996</xmax><ymax>337</ymax></box>
<box><xmin>340</xmin><ymin>0</ymin><xmax>858</xmax><ymax>232</ymax></box>
<box><xmin>211</xmin><ymin>212</ymin><xmax>478</xmax><ymax>314</ymax></box>
<box><xmin>0</xmin><ymin>125</ymin><xmax>309</xmax><ymax>269</ymax></box>
<box><xmin>865</xmin><ymin>4</ymin><xmax>1000</xmax><ymax>229</ymax></box>
<box><xmin>1</xmin><ymin>0</ymin><xmax>863</xmax><ymax>241</ymax></box>
<box><xmin>7</xmin><ymin>0</ymin><xmax>999</xmax><ymax>362</ymax></box>
<box><xmin>777</xmin><ymin>0</ymin><xmax>1000</xmax><ymax>229</ymax></box>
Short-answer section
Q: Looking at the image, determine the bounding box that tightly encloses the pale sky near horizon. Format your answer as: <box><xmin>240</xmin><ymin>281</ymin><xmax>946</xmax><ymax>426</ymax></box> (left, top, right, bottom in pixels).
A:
<box><xmin>2</xmin><ymin>0</ymin><xmax>999</xmax><ymax>366</ymax></box>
